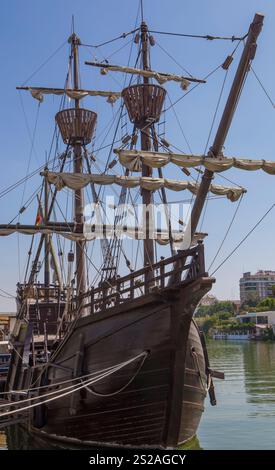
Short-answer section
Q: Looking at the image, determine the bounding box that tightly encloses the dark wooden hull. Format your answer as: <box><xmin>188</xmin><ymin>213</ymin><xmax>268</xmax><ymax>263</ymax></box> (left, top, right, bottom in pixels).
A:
<box><xmin>15</xmin><ymin>276</ymin><xmax>213</xmax><ymax>449</ymax></box>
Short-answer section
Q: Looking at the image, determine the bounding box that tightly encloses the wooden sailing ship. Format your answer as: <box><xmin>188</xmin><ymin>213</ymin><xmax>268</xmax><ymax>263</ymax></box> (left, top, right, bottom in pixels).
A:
<box><xmin>1</xmin><ymin>12</ymin><xmax>272</xmax><ymax>448</ymax></box>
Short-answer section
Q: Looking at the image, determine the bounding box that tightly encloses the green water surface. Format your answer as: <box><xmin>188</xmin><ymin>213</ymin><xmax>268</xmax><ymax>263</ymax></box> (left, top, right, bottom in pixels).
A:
<box><xmin>198</xmin><ymin>339</ymin><xmax>275</xmax><ymax>450</ymax></box>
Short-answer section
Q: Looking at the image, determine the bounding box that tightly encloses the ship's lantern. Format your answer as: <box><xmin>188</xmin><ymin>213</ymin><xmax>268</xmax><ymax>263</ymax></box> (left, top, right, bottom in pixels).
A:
<box><xmin>55</xmin><ymin>108</ymin><xmax>97</xmax><ymax>145</ymax></box>
<box><xmin>122</xmin><ymin>84</ymin><xmax>166</xmax><ymax>128</ymax></box>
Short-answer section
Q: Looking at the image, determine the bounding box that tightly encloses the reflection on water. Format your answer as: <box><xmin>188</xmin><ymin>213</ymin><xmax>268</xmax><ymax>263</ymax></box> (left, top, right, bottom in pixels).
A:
<box><xmin>2</xmin><ymin>340</ymin><xmax>275</xmax><ymax>450</ymax></box>
<box><xmin>199</xmin><ymin>340</ymin><xmax>275</xmax><ymax>450</ymax></box>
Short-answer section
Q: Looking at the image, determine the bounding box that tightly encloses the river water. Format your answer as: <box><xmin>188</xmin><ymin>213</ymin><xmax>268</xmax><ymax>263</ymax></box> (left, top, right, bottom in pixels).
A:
<box><xmin>1</xmin><ymin>340</ymin><xmax>275</xmax><ymax>450</ymax></box>
<box><xmin>198</xmin><ymin>339</ymin><xmax>275</xmax><ymax>450</ymax></box>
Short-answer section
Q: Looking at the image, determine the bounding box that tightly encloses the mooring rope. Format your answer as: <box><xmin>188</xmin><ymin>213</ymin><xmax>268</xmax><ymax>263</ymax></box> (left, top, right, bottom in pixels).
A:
<box><xmin>0</xmin><ymin>361</ymin><xmax>129</xmax><ymax>397</ymax></box>
<box><xmin>0</xmin><ymin>372</ymin><xmax>113</xmax><ymax>410</ymax></box>
<box><xmin>82</xmin><ymin>351</ymin><xmax>148</xmax><ymax>397</ymax></box>
<box><xmin>0</xmin><ymin>351</ymin><xmax>149</xmax><ymax>419</ymax></box>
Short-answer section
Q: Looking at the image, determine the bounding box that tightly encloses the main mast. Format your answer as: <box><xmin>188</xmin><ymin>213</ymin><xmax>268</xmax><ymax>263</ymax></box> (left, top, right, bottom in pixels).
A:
<box><xmin>44</xmin><ymin>169</ymin><xmax>50</xmax><ymax>287</ymax></box>
<box><xmin>70</xmin><ymin>32</ymin><xmax>86</xmax><ymax>296</ymax></box>
<box><xmin>140</xmin><ymin>22</ymin><xmax>154</xmax><ymax>272</ymax></box>
<box><xmin>120</xmin><ymin>22</ymin><xmax>167</xmax><ymax>274</ymax></box>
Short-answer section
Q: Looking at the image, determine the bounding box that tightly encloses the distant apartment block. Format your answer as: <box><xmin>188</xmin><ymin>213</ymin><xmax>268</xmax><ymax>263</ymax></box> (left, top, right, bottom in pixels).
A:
<box><xmin>239</xmin><ymin>270</ymin><xmax>275</xmax><ymax>303</ymax></box>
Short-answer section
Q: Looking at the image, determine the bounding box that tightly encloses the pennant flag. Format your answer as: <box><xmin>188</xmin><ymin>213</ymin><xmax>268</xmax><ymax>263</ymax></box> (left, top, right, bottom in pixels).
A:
<box><xmin>35</xmin><ymin>206</ymin><xmax>43</xmax><ymax>226</ymax></box>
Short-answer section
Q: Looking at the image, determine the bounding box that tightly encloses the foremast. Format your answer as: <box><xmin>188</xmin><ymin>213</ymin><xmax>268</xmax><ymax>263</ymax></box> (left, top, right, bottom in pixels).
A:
<box><xmin>190</xmin><ymin>13</ymin><xmax>264</xmax><ymax>237</ymax></box>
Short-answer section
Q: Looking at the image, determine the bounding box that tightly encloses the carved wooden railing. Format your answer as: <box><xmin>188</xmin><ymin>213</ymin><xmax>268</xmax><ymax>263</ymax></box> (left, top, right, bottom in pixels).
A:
<box><xmin>16</xmin><ymin>284</ymin><xmax>70</xmax><ymax>303</ymax></box>
<box><xmin>81</xmin><ymin>241</ymin><xmax>207</xmax><ymax>314</ymax></box>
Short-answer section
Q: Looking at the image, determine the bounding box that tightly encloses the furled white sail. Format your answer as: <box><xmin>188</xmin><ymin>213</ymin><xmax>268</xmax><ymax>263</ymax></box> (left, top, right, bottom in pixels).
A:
<box><xmin>42</xmin><ymin>171</ymin><xmax>245</xmax><ymax>202</ymax></box>
<box><xmin>16</xmin><ymin>87</ymin><xmax>121</xmax><ymax>104</ymax></box>
<box><xmin>86</xmin><ymin>61</ymin><xmax>206</xmax><ymax>88</ymax></box>
<box><xmin>0</xmin><ymin>225</ymin><xmax>206</xmax><ymax>248</ymax></box>
<box><xmin>115</xmin><ymin>149</ymin><xmax>275</xmax><ymax>175</ymax></box>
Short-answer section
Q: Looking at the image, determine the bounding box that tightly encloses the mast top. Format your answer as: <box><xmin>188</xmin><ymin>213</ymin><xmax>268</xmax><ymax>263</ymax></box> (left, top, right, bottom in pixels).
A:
<box><xmin>140</xmin><ymin>21</ymin><xmax>148</xmax><ymax>34</ymax></box>
<box><xmin>68</xmin><ymin>32</ymin><xmax>81</xmax><ymax>46</ymax></box>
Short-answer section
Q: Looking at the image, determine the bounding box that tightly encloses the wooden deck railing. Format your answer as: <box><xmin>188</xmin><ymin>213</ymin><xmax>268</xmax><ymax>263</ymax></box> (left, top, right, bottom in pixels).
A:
<box><xmin>81</xmin><ymin>242</ymin><xmax>206</xmax><ymax>314</ymax></box>
<box><xmin>16</xmin><ymin>284</ymin><xmax>70</xmax><ymax>303</ymax></box>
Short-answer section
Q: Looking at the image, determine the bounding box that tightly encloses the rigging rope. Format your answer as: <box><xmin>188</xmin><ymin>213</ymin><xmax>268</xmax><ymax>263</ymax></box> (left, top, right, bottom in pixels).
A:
<box><xmin>166</xmin><ymin>92</ymin><xmax>193</xmax><ymax>154</ymax></box>
<box><xmin>21</xmin><ymin>40</ymin><xmax>68</xmax><ymax>86</ymax></box>
<box><xmin>210</xmin><ymin>203</ymin><xmax>275</xmax><ymax>276</ymax></box>
<box><xmin>81</xmin><ymin>28</ymin><xmax>140</xmax><ymax>49</ymax></box>
<box><xmin>251</xmin><ymin>66</ymin><xmax>275</xmax><ymax>109</ymax></box>
<box><xmin>155</xmin><ymin>40</ymin><xmax>193</xmax><ymax>78</ymax></box>
<box><xmin>198</xmin><ymin>64</ymin><xmax>231</xmax><ymax>232</ymax></box>
<box><xmin>204</xmin><ymin>69</ymin><xmax>229</xmax><ymax>154</ymax></box>
<box><xmin>148</xmin><ymin>30</ymin><xmax>248</xmax><ymax>42</ymax></box>
<box><xmin>0</xmin><ymin>157</ymin><xmax>56</xmax><ymax>200</ymax></box>
<box><xmin>165</xmin><ymin>63</ymin><xmax>221</xmax><ymax>111</ymax></box>
<box><xmin>208</xmin><ymin>194</ymin><xmax>243</xmax><ymax>271</ymax></box>
<box><xmin>0</xmin><ymin>287</ymin><xmax>16</xmax><ymax>299</ymax></box>
<box><xmin>7</xmin><ymin>184</ymin><xmax>43</xmax><ymax>226</ymax></box>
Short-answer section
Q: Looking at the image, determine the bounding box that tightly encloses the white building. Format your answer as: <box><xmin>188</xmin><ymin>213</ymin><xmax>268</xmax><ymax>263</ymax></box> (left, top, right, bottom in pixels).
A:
<box><xmin>199</xmin><ymin>294</ymin><xmax>218</xmax><ymax>307</ymax></box>
<box><xmin>236</xmin><ymin>311</ymin><xmax>275</xmax><ymax>335</ymax></box>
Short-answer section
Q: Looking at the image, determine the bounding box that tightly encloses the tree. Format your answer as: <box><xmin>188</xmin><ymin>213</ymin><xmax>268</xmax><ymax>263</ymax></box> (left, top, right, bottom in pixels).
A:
<box><xmin>241</xmin><ymin>292</ymin><xmax>259</xmax><ymax>309</ymax></box>
<box><xmin>216</xmin><ymin>311</ymin><xmax>231</xmax><ymax>321</ymax></box>
<box><xmin>195</xmin><ymin>301</ymin><xmax>234</xmax><ymax>317</ymax></box>
<box><xmin>201</xmin><ymin>316</ymin><xmax>218</xmax><ymax>334</ymax></box>
<box><xmin>256</xmin><ymin>297</ymin><xmax>275</xmax><ymax>311</ymax></box>
<box><xmin>262</xmin><ymin>327</ymin><xmax>275</xmax><ymax>341</ymax></box>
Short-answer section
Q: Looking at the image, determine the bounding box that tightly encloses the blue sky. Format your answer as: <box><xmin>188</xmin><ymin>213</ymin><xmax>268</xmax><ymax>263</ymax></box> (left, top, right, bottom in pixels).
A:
<box><xmin>1</xmin><ymin>0</ymin><xmax>275</xmax><ymax>310</ymax></box>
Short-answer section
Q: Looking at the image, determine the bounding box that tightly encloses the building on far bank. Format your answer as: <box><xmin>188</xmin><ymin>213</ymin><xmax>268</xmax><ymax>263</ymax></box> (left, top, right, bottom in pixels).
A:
<box><xmin>213</xmin><ymin>311</ymin><xmax>275</xmax><ymax>341</ymax></box>
<box><xmin>239</xmin><ymin>270</ymin><xmax>275</xmax><ymax>304</ymax></box>
<box><xmin>199</xmin><ymin>294</ymin><xmax>218</xmax><ymax>306</ymax></box>
<box><xmin>236</xmin><ymin>311</ymin><xmax>275</xmax><ymax>335</ymax></box>
<box><xmin>0</xmin><ymin>312</ymin><xmax>16</xmax><ymax>341</ymax></box>
<box><xmin>224</xmin><ymin>299</ymin><xmax>241</xmax><ymax>315</ymax></box>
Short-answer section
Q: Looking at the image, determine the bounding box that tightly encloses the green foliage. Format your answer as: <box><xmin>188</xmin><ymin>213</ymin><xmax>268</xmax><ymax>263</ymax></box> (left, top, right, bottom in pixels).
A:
<box><xmin>195</xmin><ymin>305</ymin><xmax>211</xmax><ymax>317</ymax></box>
<box><xmin>196</xmin><ymin>301</ymin><xmax>234</xmax><ymax>318</ymax></box>
<box><xmin>241</xmin><ymin>296</ymin><xmax>275</xmax><ymax>314</ymax></box>
<box><xmin>199</xmin><ymin>315</ymin><xmax>256</xmax><ymax>336</ymax></box>
<box><xmin>256</xmin><ymin>297</ymin><xmax>275</xmax><ymax>311</ymax></box>
<box><xmin>200</xmin><ymin>316</ymin><xmax>218</xmax><ymax>334</ymax></box>
<box><xmin>218</xmin><ymin>322</ymin><xmax>255</xmax><ymax>332</ymax></box>
<box><xmin>243</xmin><ymin>293</ymin><xmax>259</xmax><ymax>308</ymax></box>
<box><xmin>216</xmin><ymin>311</ymin><xmax>231</xmax><ymax>321</ymax></box>
<box><xmin>262</xmin><ymin>327</ymin><xmax>275</xmax><ymax>341</ymax></box>
<box><xmin>240</xmin><ymin>322</ymin><xmax>256</xmax><ymax>329</ymax></box>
